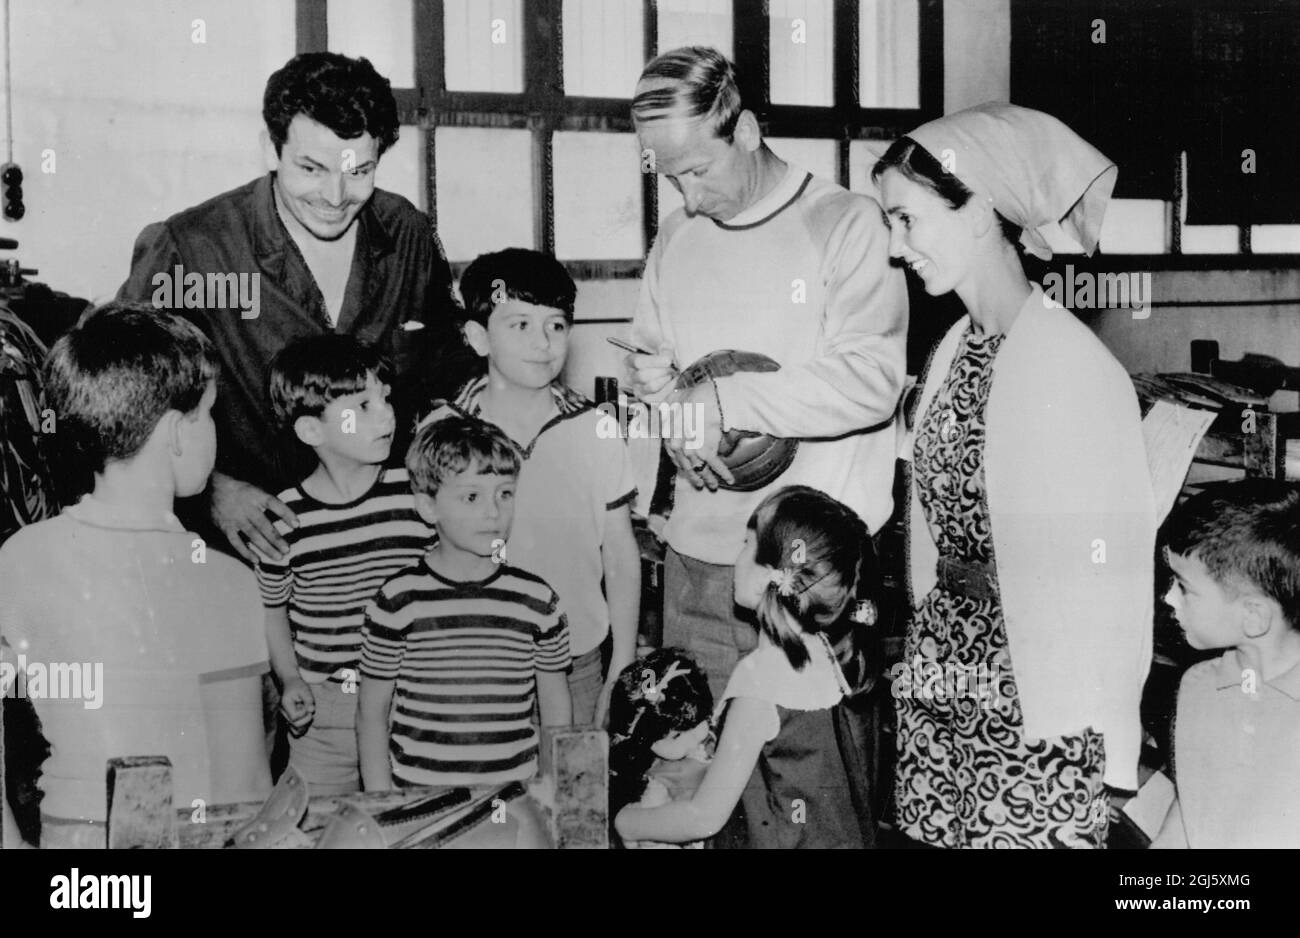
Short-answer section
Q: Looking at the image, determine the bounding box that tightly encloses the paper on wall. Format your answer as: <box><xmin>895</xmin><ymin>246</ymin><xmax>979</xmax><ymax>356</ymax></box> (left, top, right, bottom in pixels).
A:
<box><xmin>1142</xmin><ymin>399</ymin><xmax>1217</xmax><ymax>524</ymax></box>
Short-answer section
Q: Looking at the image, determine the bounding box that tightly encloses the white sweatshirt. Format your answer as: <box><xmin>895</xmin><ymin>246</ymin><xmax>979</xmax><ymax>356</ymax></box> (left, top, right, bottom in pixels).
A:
<box><xmin>631</xmin><ymin>164</ymin><xmax>909</xmax><ymax>564</ymax></box>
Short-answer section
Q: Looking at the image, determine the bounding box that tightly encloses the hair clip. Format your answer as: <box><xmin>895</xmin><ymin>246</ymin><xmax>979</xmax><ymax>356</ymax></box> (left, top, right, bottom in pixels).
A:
<box><xmin>851</xmin><ymin>600</ymin><xmax>878</xmax><ymax>626</ymax></box>
<box><xmin>768</xmin><ymin>567</ymin><xmax>797</xmax><ymax>597</ymax></box>
<box><xmin>641</xmin><ymin>661</ymin><xmax>690</xmax><ymax>705</ymax></box>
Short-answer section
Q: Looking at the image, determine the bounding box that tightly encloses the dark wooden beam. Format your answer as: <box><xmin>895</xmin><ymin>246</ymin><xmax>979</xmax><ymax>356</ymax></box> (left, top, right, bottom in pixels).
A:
<box><xmin>295</xmin><ymin>0</ymin><xmax>328</xmax><ymax>54</ymax></box>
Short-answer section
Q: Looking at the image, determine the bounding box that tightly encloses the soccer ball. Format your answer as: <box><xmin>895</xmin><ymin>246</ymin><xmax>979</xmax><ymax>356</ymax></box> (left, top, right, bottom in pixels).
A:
<box><xmin>674</xmin><ymin>349</ymin><xmax>799</xmax><ymax>493</ymax></box>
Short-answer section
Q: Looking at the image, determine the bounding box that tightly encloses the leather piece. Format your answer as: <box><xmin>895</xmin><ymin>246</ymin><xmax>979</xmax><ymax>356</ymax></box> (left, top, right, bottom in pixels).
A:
<box><xmin>225</xmin><ymin>767</ymin><xmax>310</xmax><ymax>849</ymax></box>
<box><xmin>314</xmin><ymin>802</ymin><xmax>387</xmax><ymax>849</ymax></box>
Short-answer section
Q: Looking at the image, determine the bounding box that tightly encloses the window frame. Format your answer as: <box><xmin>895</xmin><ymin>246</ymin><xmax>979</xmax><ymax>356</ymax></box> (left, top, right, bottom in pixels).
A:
<box><xmin>297</xmin><ymin>0</ymin><xmax>944</xmax><ymax>279</ymax></box>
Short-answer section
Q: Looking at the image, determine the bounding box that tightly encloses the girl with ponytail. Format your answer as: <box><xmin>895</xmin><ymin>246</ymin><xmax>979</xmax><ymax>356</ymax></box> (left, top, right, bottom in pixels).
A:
<box><xmin>615</xmin><ymin>485</ymin><xmax>879</xmax><ymax>848</ymax></box>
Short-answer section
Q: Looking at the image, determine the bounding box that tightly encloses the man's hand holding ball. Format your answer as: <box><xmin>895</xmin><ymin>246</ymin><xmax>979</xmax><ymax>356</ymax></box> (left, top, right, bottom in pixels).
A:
<box><xmin>624</xmin><ymin>344</ymin><xmax>733</xmax><ymax>492</ymax></box>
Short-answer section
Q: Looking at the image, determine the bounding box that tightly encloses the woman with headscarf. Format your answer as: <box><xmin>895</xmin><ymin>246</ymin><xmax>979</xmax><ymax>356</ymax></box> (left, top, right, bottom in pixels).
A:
<box><xmin>875</xmin><ymin>104</ymin><xmax>1156</xmax><ymax>848</ymax></box>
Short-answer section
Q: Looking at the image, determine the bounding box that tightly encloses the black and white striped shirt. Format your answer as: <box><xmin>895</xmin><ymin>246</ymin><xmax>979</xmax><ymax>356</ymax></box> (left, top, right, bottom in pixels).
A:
<box><xmin>360</xmin><ymin>559</ymin><xmax>571</xmax><ymax>786</ymax></box>
<box><xmin>256</xmin><ymin>467</ymin><xmax>435</xmax><ymax>682</ymax></box>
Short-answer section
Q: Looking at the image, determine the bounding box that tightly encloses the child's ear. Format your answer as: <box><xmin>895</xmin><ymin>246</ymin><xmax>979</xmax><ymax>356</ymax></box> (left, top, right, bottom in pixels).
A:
<box><xmin>161</xmin><ymin>409</ymin><xmax>185</xmax><ymax>457</ymax></box>
<box><xmin>293</xmin><ymin>415</ymin><xmax>325</xmax><ymax>447</ymax></box>
<box><xmin>463</xmin><ymin>320</ymin><xmax>490</xmax><ymax>358</ymax></box>
<box><xmin>1241</xmin><ymin>595</ymin><xmax>1276</xmax><ymax>640</ymax></box>
<box><xmin>413</xmin><ymin>492</ymin><xmax>438</xmax><ymax>526</ymax></box>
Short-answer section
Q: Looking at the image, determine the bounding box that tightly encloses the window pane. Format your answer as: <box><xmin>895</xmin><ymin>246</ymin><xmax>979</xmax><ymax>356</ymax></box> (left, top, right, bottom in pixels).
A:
<box><xmin>1182</xmin><ymin>226</ymin><xmax>1238</xmax><ymax>254</ymax></box>
<box><xmin>849</xmin><ymin>139</ymin><xmax>891</xmax><ymax>195</ymax></box>
<box><xmin>1100</xmin><ymin>199</ymin><xmax>1169</xmax><ymax>254</ymax></box>
<box><xmin>434</xmin><ymin>127</ymin><xmax>533</xmax><ymax>262</ymax></box>
<box><xmin>374</xmin><ymin>128</ymin><xmax>424</xmax><ymax>210</ymax></box>
<box><xmin>328</xmin><ymin>0</ymin><xmax>415</xmax><ymax>87</ymax></box>
<box><xmin>767</xmin><ymin>138</ymin><xmax>838</xmax><ymax>183</ymax></box>
<box><xmin>444</xmin><ymin>0</ymin><xmax>523</xmax><ymax>92</ymax></box>
<box><xmin>657</xmin><ymin>0</ymin><xmax>732</xmax><ymax>59</ymax></box>
<box><xmin>1252</xmin><ymin>225</ymin><xmax>1300</xmax><ymax>252</ymax></box>
<box><xmin>554</xmin><ymin>132</ymin><xmax>643</xmax><ymax>259</ymax></box>
<box><xmin>859</xmin><ymin>0</ymin><xmax>919</xmax><ymax>108</ymax></box>
<box><xmin>769</xmin><ymin>0</ymin><xmax>833</xmax><ymax>106</ymax></box>
<box><xmin>562</xmin><ymin>0</ymin><xmax>643</xmax><ymax>98</ymax></box>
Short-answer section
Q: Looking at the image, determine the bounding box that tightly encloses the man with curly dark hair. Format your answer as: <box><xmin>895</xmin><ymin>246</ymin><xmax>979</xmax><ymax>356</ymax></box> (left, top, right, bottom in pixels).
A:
<box><xmin>118</xmin><ymin>52</ymin><xmax>463</xmax><ymax>566</ymax></box>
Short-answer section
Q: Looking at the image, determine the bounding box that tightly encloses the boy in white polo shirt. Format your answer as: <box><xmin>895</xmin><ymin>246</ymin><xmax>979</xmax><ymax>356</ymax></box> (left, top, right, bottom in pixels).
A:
<box><xmin>1154</xmin><ymin>479</ymin><xmax>1300</xmax><ymax>848</ymax></box>
<box><xmin>420</xmin><ymin>248</ymin><xmax>640</xmax><ymax>726</ymax></box>
<box><xmin>0</xmin><ymin>304</ymin><xmax>270</xmax><ymax>847</ymax></box>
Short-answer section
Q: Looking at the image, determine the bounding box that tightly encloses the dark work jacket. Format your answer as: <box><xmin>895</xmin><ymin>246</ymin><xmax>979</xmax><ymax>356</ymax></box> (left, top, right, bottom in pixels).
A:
<box><xmin>118</xmin><ymin>173</ymin><xmax>468</xmax><ymax>497</ymax></box>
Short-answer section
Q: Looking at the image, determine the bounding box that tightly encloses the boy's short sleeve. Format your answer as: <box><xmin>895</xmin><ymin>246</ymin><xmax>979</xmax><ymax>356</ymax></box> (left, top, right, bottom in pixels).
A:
<box><xmin>360</xmin><ymin>583</ymin><xmax>408</xmax><ymax>680</ymax></box>
<box><xmin>603</xmin><ymin>434</ymin><xmax>638</xmax><ymax>512</ymax></box>
<box><xmin>197</xmin><ymin>561</ymin><xmax>270</xmax><ymax>683</ymax></box>
<box><xmin>253</xmin><ymin>510</ymin><xmax>296</xmax><ymax>607</ymax></box>
<box><xmin>534</xmin><ymin>590</ymin><xmax>571</xmax><ymax>672</ymax></box>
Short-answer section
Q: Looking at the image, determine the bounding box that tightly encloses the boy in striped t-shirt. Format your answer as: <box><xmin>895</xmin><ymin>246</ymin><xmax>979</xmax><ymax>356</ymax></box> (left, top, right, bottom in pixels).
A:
<box><xmin>357</xmin><ymin>417</ymin><xmax>573</xmax><ymax>789</ymax></box>
<box><xmin>256</xmin><ymin>336</ymin><xmax>435</xmax><ymax>795</ymax></box>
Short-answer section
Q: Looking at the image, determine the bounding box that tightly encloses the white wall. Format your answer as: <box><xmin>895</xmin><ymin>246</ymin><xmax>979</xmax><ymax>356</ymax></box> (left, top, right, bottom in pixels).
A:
<box><xmin>1088</xmin><ymin>268</ymin><xmax>1300</xmax><ymax>384</ymax></box>
<box><xmin>0</xmin><ymin>0</ymin><xmax>300</xmax><ymax>303</ymax></box>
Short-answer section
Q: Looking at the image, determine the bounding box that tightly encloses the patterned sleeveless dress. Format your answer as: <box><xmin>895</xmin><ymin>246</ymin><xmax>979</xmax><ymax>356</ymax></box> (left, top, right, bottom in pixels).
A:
<box><xmin>893</xmin><ymin>325</ymin><xmax>1109</xmax><ymax>849</ymax></box>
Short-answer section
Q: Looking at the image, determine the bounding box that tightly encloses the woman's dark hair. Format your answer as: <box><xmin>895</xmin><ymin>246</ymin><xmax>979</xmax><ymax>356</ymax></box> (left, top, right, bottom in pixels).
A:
<box><xmin>608</xmin><ymin>649</ymin><xmax>713</xmax><ymax>822</ymax></box>
<box><xmin>263</xmin><ymin>52</ymin><xmax>400</xmax><ymax>156</ymax></box>
<box><xmin>748</xmin><ymin>486</ymin><xmax>880</xmax><ymax>673</ymax></box>
<box><xmin>872</xmin><ymin>137</ymin><xmax>1023</xmax><ymax>248</ymax></box>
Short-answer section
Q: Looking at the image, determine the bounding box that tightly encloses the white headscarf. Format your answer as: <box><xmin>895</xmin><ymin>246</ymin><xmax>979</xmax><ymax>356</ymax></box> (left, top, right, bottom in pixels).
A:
<box><xmin>907</xmin><ymin>102</ymin><xmax>1117</xmax><ymax>259</ymax></box>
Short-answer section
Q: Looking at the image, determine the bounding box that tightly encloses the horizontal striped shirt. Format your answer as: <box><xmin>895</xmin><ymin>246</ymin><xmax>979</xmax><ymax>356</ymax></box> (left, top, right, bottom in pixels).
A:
<box><xmin>421</xmin><ymin>376</ymin><xmax>637</xmax><ymax>655</ymax></box>
<box><xmin>256</xmin><ymin>467</ymin><xmax>435</xmax><ymax>682</ymax></box>
<box><xmin>360</xmin><ymin>559</ymin><xmax>571</xmax><ymax>787</ymax></box>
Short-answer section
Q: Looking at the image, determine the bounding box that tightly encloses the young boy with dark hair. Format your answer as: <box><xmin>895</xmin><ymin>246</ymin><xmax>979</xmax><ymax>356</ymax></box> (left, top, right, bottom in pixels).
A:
<box><xmin>0</xmin><ymin>303</ymin><xmax>270</xmax><ymax>847</ymax></box>
<box><xmin>256</xmin><ymin>334</ymin><xmax>435</xmax><ymax>795</ymax></box>
<box><xmin>1154</xmin><ymin>478</ymin><xmax>1300</xmax><ymax>848</ymax></box>
<box><xmin>422</xmin><ymin>248</ymin><xmax>640</xmax><ymax>726</ymax></box>
<box><xmin>357</xmin><ymin>416</ymin><xmax>572</xmax><ymax>789</ymax></box>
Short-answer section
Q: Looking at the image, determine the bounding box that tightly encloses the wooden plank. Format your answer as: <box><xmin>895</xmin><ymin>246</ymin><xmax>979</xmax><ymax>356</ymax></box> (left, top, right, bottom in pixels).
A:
<box><xmin>106</xmin><ymin>756</ymin><xmax>177</xmax><ymax>849</ymax></box>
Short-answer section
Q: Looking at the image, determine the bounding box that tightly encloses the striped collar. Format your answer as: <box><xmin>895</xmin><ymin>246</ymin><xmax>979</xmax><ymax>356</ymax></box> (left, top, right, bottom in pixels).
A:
<box><xmin>452</xmin><ymin>374</ymin><xmax>591</xmax><ymax>417</ymax></box>
<box><xmin>441</xmin><ymin>375</ymin><xmax>593</xmax><ymax>458</ymax></box>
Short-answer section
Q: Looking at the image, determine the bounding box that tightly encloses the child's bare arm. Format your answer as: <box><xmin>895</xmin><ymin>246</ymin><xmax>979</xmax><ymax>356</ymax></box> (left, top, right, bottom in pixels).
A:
<box><xmin>200</xmin><ymin>673</ymin><xmax>272</xmax><ymax>805</ymax></box>
<box><xmin>598</xmin><ymin>504</ymin><xmax>641</xmax><ymax>725</ymax></box>
<box><xmin>264</xmin><ymin>606</ymin><xmax>314</xmax><ymax>732</ymax></box>
<box><xmin>264</xmin><ymin>606</ymin><xmax>298</xmax><ymax>684</ymax></box>
<box><xmin>536</xmin><ymin>670</ymin><xmax>573</xmax><ymax>727</ymax></box>
<box><xmin>615</xmin><ymin>696</ymin><xmax>769</xmax><ymax>843</ymax></box>
<box><xmin>357</xmin><ymin>676</ymin><xmax>395</xmax><ymax>791</ymax></box>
